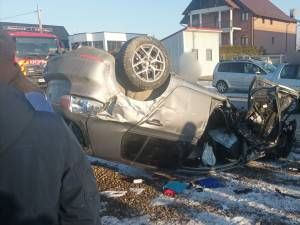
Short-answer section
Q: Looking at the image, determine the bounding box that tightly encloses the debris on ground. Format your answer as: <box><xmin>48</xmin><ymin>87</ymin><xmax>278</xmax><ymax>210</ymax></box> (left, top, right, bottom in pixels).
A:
<box><xmin>133</xmin><ymin>179</ymin><xmax>144</xmax><ymax>184</ymax></box>
<box><xmin>163</xmin><ymin>189</ymin><xmax>177</xmax><ymax>197</ymax></box>
<box><xmin>194</xmin><ymin>177</ymin><xmax>225</xmax><ymax>189</ymax></box>
<box><xmin>129</xmin><ymin>188</ymin><xmax>145</xmax><ymax>195</ymax></box>
<box><xmin>101</xmin><ymin>191</ymin><xmax>128</xmax><ymax>198</ymax></box>
<box><xmin>208</xmin><ymin>129</ymin><xmax>239</xmax><ymax>150</ymax></box>
<box><xmin>163</xmin><ymin>181</ymin><xmax>190</xmax><ymax>194</ymax></box>
<box><xmin>151</xmin><ymin>195</ymin><xmax>176</xmax><ymax>207</ymax></box>
<box><xmin>93</xmin><ymin>159</ymin><xmax>300</xmax><ymax>225</ymax></box>
<box><xmin>201</xmin><ymin>143</ymin><xmax>216</xmax><ymax>166</ymax></box>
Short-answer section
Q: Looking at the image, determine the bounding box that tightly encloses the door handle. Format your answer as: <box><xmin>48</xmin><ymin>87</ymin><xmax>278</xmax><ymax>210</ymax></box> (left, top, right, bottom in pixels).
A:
<box><xmin>146</xmin><ymin>119</ymin><xmax>163</xmax><ymax>127</ymax></box>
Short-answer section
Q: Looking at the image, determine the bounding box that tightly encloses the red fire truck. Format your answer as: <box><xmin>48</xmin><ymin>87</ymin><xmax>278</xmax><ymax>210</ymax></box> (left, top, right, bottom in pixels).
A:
<box><xmin>4</xmin><ymin>26</ymin><xmax>61</xmax><ymax>86</ymax></box>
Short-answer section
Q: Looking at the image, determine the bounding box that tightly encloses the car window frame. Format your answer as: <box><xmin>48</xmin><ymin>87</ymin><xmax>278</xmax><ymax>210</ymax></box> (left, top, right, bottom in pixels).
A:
<box><xmin>280</xmin><ymin>64</ymin><xmax>300</xmax><ymax>80</ymax></box>
<box><xmin>231</xmin><ymin>62</ymin><xmax>245</xmax><ymax>74</ymax></box>
<box><xmin>244</xmin><ymin>63</ymin><xmax>266</xmax><ymax>75</ymax></box>
<box><xmin>217</xmin><ymin>62</ymin><xmax>231</xmax><ymax>73</ymax></box>
<box><xmin>218</xmin><ymin>62</ymin><xmax>244</xmax><ymax>74</ymax></box>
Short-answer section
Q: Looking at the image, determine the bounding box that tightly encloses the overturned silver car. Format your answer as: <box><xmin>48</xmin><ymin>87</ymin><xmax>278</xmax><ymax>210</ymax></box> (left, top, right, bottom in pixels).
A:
<box><xmin>44</xmin><ymin>36</ymin><xmax>299</xmax><ymax>174</ymax></box>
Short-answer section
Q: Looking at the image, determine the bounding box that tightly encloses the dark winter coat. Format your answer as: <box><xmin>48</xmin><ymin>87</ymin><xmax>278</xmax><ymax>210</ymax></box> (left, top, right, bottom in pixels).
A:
<box><xmin>0</xmin><ymin>83</ymin><xmax>99</xmax><ymax>225</ymax></box>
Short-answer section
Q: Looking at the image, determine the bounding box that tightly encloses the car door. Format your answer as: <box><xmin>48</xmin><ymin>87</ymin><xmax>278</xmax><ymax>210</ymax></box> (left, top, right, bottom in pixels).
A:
<box><xmin>243</xmin><ymin>63</ymin><xmax>266</xmax><ymax>90</ymax></box>
<box><xmin>229</xmin><ymin>62</ymin><xmax>248</xmax><ymax>91</ymax></box>
<box><xmin>121</xmin><ymin>86</ymin><xmax>214</xmax><ymax>168</ymax></box>
<box><xmin>277</xmin><ymin>64</ymin><xmax>300</xmax><ymax>91</ymax></box>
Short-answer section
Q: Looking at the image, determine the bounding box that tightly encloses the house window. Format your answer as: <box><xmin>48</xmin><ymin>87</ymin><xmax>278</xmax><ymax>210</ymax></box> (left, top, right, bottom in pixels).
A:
<box><xmin>192</xmin><ymin>14</ymin><xmax>200</xmax><ymax>27</ymax></box>
<box><xmin>81</xmin><ymin>41</ymin><xmax>92</xmax><ymax>47</ymax></box>
<box><xmin>107</xmin><ymin>41</ymin><xmax>125</xmax><ymax>52</ymax></box>
<box><xmin>241</xmin><ymin>12</ymin><xmax>249</xmax><ymax>21</ymax></box>
<box><xmin>192</xmin><ymin>49</ymin><xmax>199</xmax><ymax>60</ymax></box>
<box><xmin>206</xmin><ymin>49</ymin><xmax>213</xmax><ymax>61</ymax></box>
<box><xmin>93</xmin><ymin>41</ymin><xmax>104</xmax><ymax>49</ymax></box>
<box><xmin>272</xmin><ymin>37</ymin><xmax>275</xmax><ymax>45</ymax></box>
<box><xmin>241</xmin><ymin>36</ymin><xmax>249</xmax><ymax>46</ymax></box>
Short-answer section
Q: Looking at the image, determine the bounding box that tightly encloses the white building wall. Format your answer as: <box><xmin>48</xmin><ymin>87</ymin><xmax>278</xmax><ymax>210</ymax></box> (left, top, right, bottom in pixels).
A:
<box><xmin>92</xmin><ymin>32</ymin><xmax>105</xmax><ymax>41</ymax></box>
<box><xmin>92</xmin><ymin>32</ymin><xmax>106</xmax><ymax>49</ymax></box>
<box><xmin>69</xmin><ymin>33</ymin><xmax>89</xmax><ymax>48</ymax></box>
<box><xmin>69</xmin><ymin>32</ymin><xmax>146</xmax><ymax>51</ymax></box>
<box><xmin>162</xmin><ymin>29</ymin><xmax>220</xmax><ymax>81</ymax></box>
<box><xmin>162</xmin><ymin>32</ymin><xmax>184</xmax><ymax>73</ymax></box>
<box><xmin>104</xmin><ymin>32</ymin><xmax>127</xmax><ymax>42</ymax></box>
<box><xmin>183</xmin><ymin>31</ymin><xmax>219</xmax><ymax>77</ymax></box>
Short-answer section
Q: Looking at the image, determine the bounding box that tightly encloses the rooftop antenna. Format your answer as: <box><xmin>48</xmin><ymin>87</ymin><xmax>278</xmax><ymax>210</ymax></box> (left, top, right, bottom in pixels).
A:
<box><xmin>36</xmin><ymin>3</ymin><xmax>43</xmax><ymax>33</ymax></box>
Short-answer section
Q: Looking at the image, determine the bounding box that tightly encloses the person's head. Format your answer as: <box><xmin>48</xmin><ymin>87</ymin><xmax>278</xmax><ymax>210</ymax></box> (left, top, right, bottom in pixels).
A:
<box><xmin>0</xmin><ymin>29</ymin><xmax>41</xmax><ymax>92</ymax></box>
<box><xmin>0</xmin><ymin>29</ymin><xmax>15</xmax><ymax>62</ymax></box>
<box><xmin>0</xmin><ymin>29</ymin><xmax>18</xmax><ymax>83</ymax></box>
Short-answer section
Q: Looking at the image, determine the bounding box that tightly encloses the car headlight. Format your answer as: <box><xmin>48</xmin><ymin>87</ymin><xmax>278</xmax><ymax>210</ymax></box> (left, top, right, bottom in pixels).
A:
<box><xmin>60</xmin><ymin>95</ymin><xmax>105</xmax><ymax>116</ymax></box>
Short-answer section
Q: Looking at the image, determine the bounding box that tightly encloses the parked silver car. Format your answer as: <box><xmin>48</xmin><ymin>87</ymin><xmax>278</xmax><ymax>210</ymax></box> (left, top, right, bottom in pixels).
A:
<box><xmin>213</xmin><ymin>60</ymin><xmax>277</xmax><ymax>93</ymax></box>
<box><xmin>268</xmin><ymin>63</ymin><xmax>300</xmax><ymax>91</ymax></box>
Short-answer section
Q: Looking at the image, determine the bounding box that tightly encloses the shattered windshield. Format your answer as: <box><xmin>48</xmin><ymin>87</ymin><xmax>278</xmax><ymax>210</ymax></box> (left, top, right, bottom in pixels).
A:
<box><xmin>15</xmin><ymin>37</ymin><xmax>58</xmax><ymax>58</ymax></box>
<box><xmin>258</xmin><ymin>62</ymin><xmax>277</xmax><ymax>74</ymax></box>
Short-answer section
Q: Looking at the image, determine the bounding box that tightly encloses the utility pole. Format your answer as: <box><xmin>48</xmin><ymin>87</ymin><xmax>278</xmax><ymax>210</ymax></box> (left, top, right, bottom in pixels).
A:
<box><xmin>37</xmin><ymin>3</ymin><xmax>43</xmax><ymax>33</ymax></box>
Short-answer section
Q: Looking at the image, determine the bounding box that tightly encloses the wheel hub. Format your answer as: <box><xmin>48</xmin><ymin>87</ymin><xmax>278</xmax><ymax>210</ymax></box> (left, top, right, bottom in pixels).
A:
<box><xmin>132</xmin><ymin>44</ymin><xmax>166</xmax><ymax>83</ymax></box>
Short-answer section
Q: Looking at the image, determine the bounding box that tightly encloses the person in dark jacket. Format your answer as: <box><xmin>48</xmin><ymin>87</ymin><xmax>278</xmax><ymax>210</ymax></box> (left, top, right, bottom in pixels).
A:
<box><xmin>0</xmin><ymin>30</ymin><xmax>99</xmax><ymax>225</ymax></box>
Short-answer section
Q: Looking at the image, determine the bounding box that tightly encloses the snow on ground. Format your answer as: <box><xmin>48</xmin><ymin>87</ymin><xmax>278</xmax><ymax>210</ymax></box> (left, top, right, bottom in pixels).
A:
<box><xmin>101</xmin><ymin>215</ymin><xmax>150</xmax><ymax>225</ymax></box>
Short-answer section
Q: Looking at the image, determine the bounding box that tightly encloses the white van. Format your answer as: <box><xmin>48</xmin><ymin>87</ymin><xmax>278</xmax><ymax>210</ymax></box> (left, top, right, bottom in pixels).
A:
<box><xmin>212</xmin><ymin>60</ymin><xmax>277</xmax><ymax>93</ymax></box>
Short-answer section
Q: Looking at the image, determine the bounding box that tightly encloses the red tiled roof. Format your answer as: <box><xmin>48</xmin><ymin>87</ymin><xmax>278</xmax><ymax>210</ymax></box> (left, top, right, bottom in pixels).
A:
<box><xmin>180</xmin><ymin>0</ymin><xmax>296</xmax><ymax>25</ymax></box>
<box><xmin>238</xmin><ymin>0</ymin><xmax>296</xmax><ymax>22</ymax></box>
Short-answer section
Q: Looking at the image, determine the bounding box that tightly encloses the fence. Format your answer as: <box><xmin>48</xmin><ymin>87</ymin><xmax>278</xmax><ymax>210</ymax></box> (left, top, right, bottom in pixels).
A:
<box><xmin>260</xmin><ymin>54</ymin><xmax>287</xmax><ymax>65</ymax></box>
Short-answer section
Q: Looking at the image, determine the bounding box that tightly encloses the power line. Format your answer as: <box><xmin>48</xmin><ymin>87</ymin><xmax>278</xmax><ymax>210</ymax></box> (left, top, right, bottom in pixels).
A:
<box><xmin>0</xmin><ymin>11</ymin><xmax>37</xmax><ymax>21</ymax></box>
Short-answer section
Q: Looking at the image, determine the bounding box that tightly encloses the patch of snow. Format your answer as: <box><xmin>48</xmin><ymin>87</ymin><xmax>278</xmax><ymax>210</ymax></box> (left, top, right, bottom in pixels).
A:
<box><xmin>273</xmin><ymin>170</ymin><xmax>300</xmax><ymax>181</ymax></box>
<box><xmin>129</xmin><ymin>188</ymin><xmax>145</xmax><ymax>195</ymax></box>
<box><xmin>151</xmin><ymin>195</ymin><xmax>175</xmax><ymax>206</ymax></box>
<box><xmin>100</xmin><ymin>191</ymin><xmax>127</xmax><ymax>198</ymax></box>
<box><xmin>101</xmin><ymin>216</ymin><xmax>150</xmax><ymax>225</ymax></box>
<box><xmin>176</xmin><ymin>172</ymin><xmax>300</xmax><ymax>224</ymax></box>
<box><xmin>186</xmin><ymin>213</ymin><xmax>252</xmax><ymax>225</ymax></box>
<box><xmin>288</xmin><ymin>151</ymin><xmax>300</xmax><ymax>162</ymax></box>
<box><xmin>219</xmin><ymin>172</ymin><xmax>300</xmax><ymax>196</ymax></box>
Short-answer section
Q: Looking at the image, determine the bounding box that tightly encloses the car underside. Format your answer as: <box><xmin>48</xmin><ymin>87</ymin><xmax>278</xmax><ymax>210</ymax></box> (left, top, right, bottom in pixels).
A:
<box><xmin>45</xmin><ymin>36</ymin><xmax>299</xmax><ymax>174</ymax></box>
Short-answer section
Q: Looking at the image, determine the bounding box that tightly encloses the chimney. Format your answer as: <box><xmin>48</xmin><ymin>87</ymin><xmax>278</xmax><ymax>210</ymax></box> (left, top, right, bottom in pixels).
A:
<box><xmin>290</xmin><ymin>8</ymin><xmax>297</xmax><ymax>19</ymax></box>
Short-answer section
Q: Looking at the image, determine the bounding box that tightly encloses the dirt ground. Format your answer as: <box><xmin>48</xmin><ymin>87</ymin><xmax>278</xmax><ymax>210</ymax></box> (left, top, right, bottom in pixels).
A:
<box><xmin>90</xmin><ymin>157</ymin><xmax>300</xmax><ymax>225</ymax></box>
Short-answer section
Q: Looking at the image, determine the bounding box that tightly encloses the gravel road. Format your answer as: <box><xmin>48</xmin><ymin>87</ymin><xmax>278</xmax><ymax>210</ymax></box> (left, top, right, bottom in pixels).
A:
<box><xmin>91</xmin><ymin>158</ymin><xmax>300</xmax><ymax>225</ymax></box>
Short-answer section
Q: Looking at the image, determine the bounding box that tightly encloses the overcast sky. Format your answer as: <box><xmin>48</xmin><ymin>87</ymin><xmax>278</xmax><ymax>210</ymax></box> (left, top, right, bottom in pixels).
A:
<box><xmin>0</xmin><ymin>0</ymin><xmax>299</xmax><ymax>41</ymax></box>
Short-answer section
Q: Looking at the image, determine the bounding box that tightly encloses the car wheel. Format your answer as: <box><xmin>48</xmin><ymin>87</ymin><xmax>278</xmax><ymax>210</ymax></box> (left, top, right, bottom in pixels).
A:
<box><xmin>216</xmin><ymin>81</ymin><xmax>228</xmax><ymax>93</ymax></box>
<box><xmin>116</xmin><ymin>36</ymin><xmax>170</xmax><ymax>91</ymax></box>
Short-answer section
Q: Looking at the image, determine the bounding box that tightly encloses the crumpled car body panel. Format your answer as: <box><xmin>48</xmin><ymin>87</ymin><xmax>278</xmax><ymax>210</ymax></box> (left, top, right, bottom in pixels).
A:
<box><xmin>45</xmin><ymin>47</ymin><xmax>299</xmax><ymax>171</ymax></box>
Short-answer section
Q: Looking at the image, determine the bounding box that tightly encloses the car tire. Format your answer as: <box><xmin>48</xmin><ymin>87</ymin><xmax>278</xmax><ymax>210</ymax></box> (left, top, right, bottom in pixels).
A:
<box><xmin>116</xmin><ymin>36</ymin><xmax>170</xmax><ymax>91</ymax></box>
<box><xmin>216</xmin><ymin>80</ymin><xmax>228</xmax><ymax>93</ymax></box>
